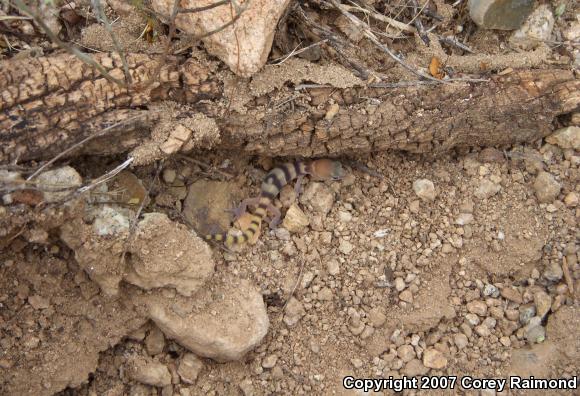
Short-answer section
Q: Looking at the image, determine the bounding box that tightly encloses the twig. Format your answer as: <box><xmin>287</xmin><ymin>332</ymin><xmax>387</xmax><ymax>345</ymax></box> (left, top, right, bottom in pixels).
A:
<box><xmin>179</xmin><ymin>0</ymin><xmax>229</xmax><ymax>13</ymax></box>
<box><xmin>340</xmin><ymin>1</ymin><xmax>414</xmax><ymax>36</ymax></box>
<box><xmin>11</xmin><ymin>0</ymin><xmax>126</xmax><ymax>86</ymax></box>
<box><xmin>438</xmin><ymin>35</ymin><xmax>475</xmax><ymax>54</ymax></box>
<box><xmin>27</xmin><ymin>113</ymin><xmax>149</xmax><ymax>181</ymax></box>
<box><xmin>176</xmin><ymin>154</ymin><xmax>233</xmax><ymax>179</ymax></box>
<box><xmin>410</xmin><ymin>0</ymin><xmax>429</xmax><ymax>45</ymax></box>
<box><xmin>92</xmin><ymin>0</ymin><xmax>132</xmax><ymax>84</ymax></box>
<box><xmin>270</xmin><ymin>39</ymin><xmax>328</xmax><ymax>65</ymax></box>
<box><xmin>282</xmin><ymin>255</ymin><xmax>306</xmax><ymax>313</ymax></box>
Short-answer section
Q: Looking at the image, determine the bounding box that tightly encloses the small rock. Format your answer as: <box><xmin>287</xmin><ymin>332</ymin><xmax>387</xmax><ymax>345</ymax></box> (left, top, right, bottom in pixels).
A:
<box><xmin>368</xmin><ymin>308</ymin><xmax>387</xmax><ymax>328</ymax></box>
<box><xmin>28</xmin><ymin>295</ymin><xmax>50</xmax><ymax>310</ymax></box>
<box><xmin>546</xmin><ymin>126</ymin><xmax>580</xmax><ymax>150</ymax></box>
<box><xmin>177</xmin><ymin>353</ymin><xmax>203</xmax><ymax>384</ymax></box>
<box><xmin>239</xmin><ymin>378</ymin><xmax>254</xmax><ymax>396</ymax></box>
<box><xmin>533</xmin><ymin>172</ymin><xmax>561</xmax><ymax>203</ymax></box>
<box><xmin>474</xmin><ymin>179</ymin><xmax>501</xmax><ymax>199</ymax></box>
<box><xmin>453</xmin><ymin>333</ymin><xmax>468</xmax><ymax>349</ymax></box>
<box><xmin>524</xmin><ymin>317</ymin><xmax>545</xmax><ymax>344</ymax></box>
<box><xmin>128</xmin><ymin>357</ymin><xmax>172</xmax><ymax>387</ymax></box>
<box><xmin>326</xmin><ymin>259</ymin><xmax>340</xmax><ymax>275</ymax></box>
<box><xmin>456</xmin><ymin>213</ymin><xmax>474</xmax><ymax>225</ymax></box>
<box><xmin>519</xmin><ymin>304</ymin><xmax>536</xmax><ymax>325</ymax></box>
<box><xmin>301</xmin><ymin>182</ymin><xmax>335</xmax><ymax>214</ymax></box>
<box><xmin>338</xmin><ymin>210</ymin><xmax>353</xmax><ymax>223</ymax></box>
<box><xmin>564</xmin><ymin>192</ymin><xmax>578</xmax><ymax>208</ymax></box>
<box><xmin>468</xmin><ymin>0</ymin><xmax>535</xmax><ymax>30</ymax></box>
<box><xmin>474</xmin><ymin>324</ymin><xmax>491</xmax><ymax>337</ymax></box>
<box><xmin>36</xmin><ymin>166</ymin><xmax>83</xmax><ymax>202</ymax></box>
<box><xmin>402</xmin><ymin>359</ymin><xmax>429</xmax><ymax>376</ymax></box>
<box><xmin>510</xmin><ymin>5</ymin><xmax>554</xmax><ymax>49</ymax></box>
<box><xmin>465</xmin><ymin>313</ymin><xmax>480</xmax><ymax>326</ymax></box>
<box><xmin>397</xmin><ymin>345</ymin><xmax>416</xmax><ymax>363</ymax></box>
<box><xmin>283</xmin><ymin>297</ymin><xmax>305</xmax><ymax>327</ymax></box>
<box><xmin>478</xmin><ymin>147</ymin><xmax>505</xmax><ymax>163</ymax></box>
<box><xmin>351</xmin><ymin>358</ymin><xmax>363</xmax><ymax>369</ymax></box>
<box><xmin>543</xmin><ymin>261</ymin><xmax>563</xmax><ymax>282</ymax></box>
<box><xmin>399</xmin><ymin>290</ymin><xmax>413</xmax><ymax>303</ymax></box>
<box><xmin>467</xmin><ymin>300</ymin><xmax>488</xmax><ymax>316</ymax></box>
<box><xmin>317</xmin><ymin>288</ymin><xmax>333</xmax><ymax>301</ymax></box>
<box><xmin>338</xmin><ymin>239</ymin><xmax>354</xmax><ymax>255</ymax></box>
<box><xmin>145</xmin><ymin>325</ymin><xmax>165</xmax><ymax>356</ymax></box>
<box><xmin>262</xmin><ymin>354</ymin><xmax>278</xmax><ymax>369</ymax></box>
<box><xmin>423</xmin><ymin>349</ymin><xmax>448</xmax><ymax>369</ymax></box>
<box><xmin>500</xmin><ymin>336</ymin><xmax>511</xmax><ymax>347</ymax></box>
<box><xmin>413</xmin><ymin>179</ymin><xmax>436</xmax><ymax>202</ymax></box>
<box><xmin>282</xmin><ymin>204</ymin><xmax>310</xmax><ymax>233</ymax></box>
<box><xmin>483</xmin><ymin>284</ymin><xmax>500</xmax><ymax>297</ymax></box>
<box><xmin>394</xmin><ymin>277</ymin><xmax>406</xmax><ymax>292</ymax></box>
<box><xmin>501</xmin><ymin>287</ymin><xmax>523</xmax><ymax>304</ymax></box>
<box><xmin>533</xmin><ymin>291</ymin><xmax>552</xmax><ymax>319</ymax></box>
<box><xmin>162</xmin><ymin>168</ymin><xmax>177</xmax><ymax>184</ymax></box>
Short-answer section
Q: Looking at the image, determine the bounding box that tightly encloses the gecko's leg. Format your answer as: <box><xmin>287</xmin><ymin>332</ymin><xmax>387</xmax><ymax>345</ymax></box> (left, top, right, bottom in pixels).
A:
<box><xmin>294</xmin><ymin>175</ymin><xmax>305</xmax><ymax>197</ymax></box>
<box><xmin>227</xmin><ymin>197</ymin><xmax>261</xmax><ymax>220</ymax></box>
<box><xmin>267</xmin><ymin>204</ymin><xmax>282</xmax><ymax>229</ymax></box>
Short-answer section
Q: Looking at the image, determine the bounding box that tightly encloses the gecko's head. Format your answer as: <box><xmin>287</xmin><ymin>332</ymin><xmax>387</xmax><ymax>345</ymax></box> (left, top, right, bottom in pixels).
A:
<box><xmin>311</xmin><ymin>159</ymin><xmax>346</xmax><ymax>181</ymax></box>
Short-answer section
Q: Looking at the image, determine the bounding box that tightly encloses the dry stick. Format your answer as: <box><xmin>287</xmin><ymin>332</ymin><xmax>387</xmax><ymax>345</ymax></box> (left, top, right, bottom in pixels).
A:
<box><xmin>329</xmin><ymin>0</ymin><xmax>444</xmax><ymax>83</ymax></box>
<box><xmin>26</xmin><ymin>113</ymin><xmax>149</xmax><ymax>181</ymax></box>
<box><xmin>410</xmin><ymin>0</ymin><xmax>429</xmax><ymax>45</ymax></box>
<box><xmin>92</xmin><ymin>0</ymin><xmax>132</xmax><ymax>84</ymax></box>
<box><xmin>270</xmin><ymin>39</ymin><xmax>329</xmax><ymax>65</ymax></box>
<box><xmin>11</xmin><ymin>0</ymin><xmax>125</xmax><ymax>86</ymax></box>
<box><xmin>179</xmin><ymin>0</ymin><xmax>229</xmax><ymax>13</ymax></box>
<box><xmin>341</xmin><ymin>1</ymin><xmax>414</xmax><ymax>36</ymax></box>
<box><xmin>438</xmin><ymin>34</ymin><xmax>475</xmax><ymax>54</ymax></box>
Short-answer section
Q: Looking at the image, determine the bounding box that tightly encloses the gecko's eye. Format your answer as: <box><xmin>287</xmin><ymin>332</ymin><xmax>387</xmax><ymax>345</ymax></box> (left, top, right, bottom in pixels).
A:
<box><xmin>331</xmin><ymin>162</ymin><xmax>346</xmax><ymax>180</ymax></box>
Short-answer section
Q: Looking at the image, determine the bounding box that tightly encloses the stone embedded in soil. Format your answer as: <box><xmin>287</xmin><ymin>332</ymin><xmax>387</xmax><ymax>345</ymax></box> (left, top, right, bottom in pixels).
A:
<box><xmin>468</xmin><ymin>0</ymin><xmax>535</xmax><ymax>30</ymax></box>
<box><xmin>177</xmin><ymin>353</ymin><xmax>203</xmax><ymax>384</ymax></box>
<box><xmin>533</xmin><ymin>172</ymin><xmax>561</xmax><ymax>203</ymax></box>
<box><xmin>519</xmin><ymin>304</ymin><xmax>536</xmax><ymax>325</ymax></box>
<box><xmin>413</xmin><ymin>179</ymin><xmax>436</xmax><ymax>202</ymax></box>
<box><xmin>147</xmin><ymin>277</ymin><xmax>269</xmax><ymax>362</ymax></box>
<box><xmin>543</xmin><ymin>261</ymin><xmax>563</xmax><ymax>282</ymax></box>
<box><xmin>546</xmin><ymin>126</ymin><xmax>580</xmax><ymax>150</ymax></box>
<box><xmin>423</xmin><ymin>348</ymin><xmax>448</xmax><ymax>369</ymax></box>
<box><xmin>261</xmin><ymin>354</ymin><xmax>278</xmax><ymax>369</ymax></box>
<box><xmin>500</xmin><ymin>287</ymin><xmax>523</xmax><ymax>304</ymax></box>
<box><xmin>368</xmin><ymin>307</ymin><xmax>387</xmax><ymax>328</ymax></box>
<box><xmin>301</xmin><ymin>182</ymin><xmax>335</xmax><ymax>214</ymax></box>
<box><xmin>533</xmin><ymin>291</ymin><xmax>552</xmax><ymax>319</ymax></box>
<box><xmin>127</xmin><ymin>357</ymin><xmax>172</xmax><ymax>387</ymax></box>
<box><xmin>145</xmin><ymin>325</ymin><xmax>166</xmax><ymax>356</ymax></box>
<box><xmin>524</xmin><ymin>316</ymin><xmax>546</xmax><ymax>344</ymax></box>
<box><xmin>564</xmin><ymin>192</ymin><xmax>578</xmax><ymax>207</ymax></box>
<box><xmin>123</xmin><ymin>213</ymin><xmax>215</xmax><ymax>297</ymax></box>
<box><xmin>282</xmin><ymin>203</ymin><xmax>310</xmax><ymax>233</ymax></box>
<box><xmin>338</xmin><ymin>239</ymin><xmax>354</xmax><ymax>255</ymax></box>
<box><xmin>399</xmin><ymin>290</ymin><xmax>414</xmax><ymax>303</ymax></box>
<box><xmin>397</xmin><ymin>345</ymin><xmax>416</xmax><ymax>363</ymax></box>
<box><xmin>510</xmin><ymin>5</ymin><xmax>555</xmax><ymax>49</ymax></box>
<box><xmin>28</xmin><ymin>295</ymin><xmax>50</xmax><ymax>310</ymax></box>
<box><xmin>326</xmin><ymin>259</ymin><xmax>340</xmax><ymax>275</ymax></box>
<box><xmin>474</xmin><ymin>179</ymin><xmax>501</xmax><ymax>199</ymax></box>
<box><xmin>402</xmin><ymin>359</ymin><xmax>429</xmax><ymax>376</ymax></box>
<box><xmin>152</xmin><ymin>0</ymin><xmax>291</xmax><ymax>77</ymax></box>
<box><xmin>453</xmin><ymin>333</ymin><xmax>469</xmax><ymax>349</ymax></box>
<box><xmin>36</xmin><ymin>166</ymin><xmax>82</xmax><ymax>202</ymax></box>
<box><xmin>283</xmin><ymin>297</ymin><xmax>306</xmax><ymax>327</ymax></box>
<box><xmin>467</xmin><ymin>300</ymin><xmax>488</xmax><ymax>316</ymax></box>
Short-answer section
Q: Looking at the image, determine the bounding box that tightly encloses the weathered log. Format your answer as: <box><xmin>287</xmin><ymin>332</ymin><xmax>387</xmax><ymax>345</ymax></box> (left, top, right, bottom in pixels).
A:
<box><xmin>1</xmin><ymin>52</ymin><xmax>578</xmax><ymax>163</ymax></box>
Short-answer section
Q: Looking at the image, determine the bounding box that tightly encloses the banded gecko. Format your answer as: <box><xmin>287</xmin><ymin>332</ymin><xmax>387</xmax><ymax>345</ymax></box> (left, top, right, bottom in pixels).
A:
<box><xmin>205</xmin><ymin>159</ymin><xmax>345</xmax><ymax>247</ymax></box>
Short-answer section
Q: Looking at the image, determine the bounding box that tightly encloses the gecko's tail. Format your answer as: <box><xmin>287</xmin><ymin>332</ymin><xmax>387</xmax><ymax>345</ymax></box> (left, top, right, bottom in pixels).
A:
<box><xmin>204</xmin><ymin>212</ymin><xmax>263</xmax><ymax>247</ymax></box>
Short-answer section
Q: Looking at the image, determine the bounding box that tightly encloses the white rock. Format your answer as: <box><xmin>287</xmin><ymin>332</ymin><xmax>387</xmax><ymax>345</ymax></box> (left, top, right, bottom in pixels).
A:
<box><xmin>326</xmin><ymin>259</ymin><xmax>340</xmax><ymax>275</ymax></box>
<box><xmin>475</xmin><ymin>179</ymin><xmax>501</xmax><ymax>199</ymax></box>
<box><xmin>423</xmin><ymin>349</ymin><xmax>448</xmax><ymax>369</ymax></box>
<box><xmin>282</xmin><ymin>204</ymin><xmax>310</xmax><ymax>233</ymax></box>
<box><xmin>151</xmin><ymin>0</ymin><xmax>291</xmax><ymax>77</ymax></box>
<box><xmin>338</xmin><ymin>239</ymin><xmax>354</xmax><ymax>255</ymax></box>
<box><xmin>546</xmin><ymin>126</ymin><xmax>580</xmax><ymax>150</ymax></box>
<box><xmin>455</xmin><ymin>213</ymin><xmax>474</xmax><ymax>225</ymax></box>
<box><xmin>147</xmin><ymin>276</ymin><xmax>269</xmax><ymax>362</ymax></box>
<box><xmin>510</xmin><ymin>5</ymin><xmax>554</xmax><ymax>49</ymax></box>
<box><xmin>413</xmin><ymin>179</ymin><xmax>436</xmax><ymax>202</ymax></box>
<box><xmin>36</xmin><ymin>166</ymin><xmax>82</xmax><ymax>202</ymax></box>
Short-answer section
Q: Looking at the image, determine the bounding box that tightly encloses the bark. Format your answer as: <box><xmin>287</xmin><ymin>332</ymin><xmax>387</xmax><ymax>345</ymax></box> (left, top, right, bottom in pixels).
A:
<box><xmin>1</xmin><ymin>52</ymin><xmax>578</xmax><ymax>164</ymax></box>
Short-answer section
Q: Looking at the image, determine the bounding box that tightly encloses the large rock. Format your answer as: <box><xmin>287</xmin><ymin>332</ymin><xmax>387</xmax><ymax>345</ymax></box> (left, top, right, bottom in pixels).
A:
<box><xmin>124</xmin><ymin>213</ymin><xmax>215</xmax><ymax>297</ymax></box>
<box><xmin>151</xmin><ymin>0</ymin><xmax>291</xmax><ymax>77</ymax></box>
<box><xmin>147</xmin><ymin>276</ymin><xmax>269</xmax><ymax>362</ymax></box>
<box><xmin>468</xmin><ymin>0</ymin><xmax>535</xmax><ymax>30</ymax></box>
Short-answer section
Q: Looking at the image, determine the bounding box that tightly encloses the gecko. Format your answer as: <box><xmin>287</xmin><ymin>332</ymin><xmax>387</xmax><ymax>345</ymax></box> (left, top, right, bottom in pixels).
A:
<box><xmin>204</xmin><ymin>159</ymin><xmax>345</xmax><ymax>247</ymax></box>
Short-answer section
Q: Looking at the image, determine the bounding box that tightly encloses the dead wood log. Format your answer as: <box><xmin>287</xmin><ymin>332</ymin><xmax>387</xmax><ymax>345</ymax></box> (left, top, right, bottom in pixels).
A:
<box><xmin>1</xmin><ymin>52</ymin><xmax>578</xmax><ymax>164</ymax></box>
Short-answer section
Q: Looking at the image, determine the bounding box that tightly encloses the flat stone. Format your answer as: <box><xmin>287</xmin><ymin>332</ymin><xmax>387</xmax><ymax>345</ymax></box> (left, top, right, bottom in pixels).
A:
<box><xmin>282</xmin><ymin>204</ymin><xmax>310</xmax><ymax>233</ymax></box>
<box><xmin>468</xmin><ymin>0</ymin><xmax>535</xmax><ymax>30</ymax></box>
<box><xmin>177</xmin><ymin>353</ymin><xmax>203</xmax><ymax>384</ymax></box>
<box><xmin>533</xmin><ymin>172</ymin><xmax>561</xmax><ymax>203</ymax></box>
<box><xmin>423</xmin><ymin>348</ymin><xmax>448</xmax><ymax>369</ymax></box>
<box><xmin>546</xmin><ymin>126</ymin><xmax>580</xmax><ymax>150</ymax></box>
<box><xmin>413</xmin><ymin>179</ymin><xmax>436</xmax><ymax>202</ymax></box>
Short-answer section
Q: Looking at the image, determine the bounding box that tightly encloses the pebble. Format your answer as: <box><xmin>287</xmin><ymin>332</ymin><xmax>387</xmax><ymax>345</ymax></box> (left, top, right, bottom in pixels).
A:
<box><xmin>500</xmin><ymin>287</ymin><xmax>523</xmax><ymax>304</ymax></box>
<box><xmin>474</xmin><ymin>324</ymin><xmax>491</xmax><ymax>337</ymax></box>
<box><xmin>510</xmin><ymin>4</ymin><xmax>554</xmax><ymax>49</ymax></box>
<box><xmin>467</xmin><ymin>300</ymin><xmax>488</xmax><ymax>316</ymax></box>
<box><xmin>351</xmin><ymin>358</ymin><xmax>363</xmax><ymax>369</ymax></box>
<box><xmin>453</xmin><ymin>333</ymin><xmax>468</xmax><ymax>349</ymax></box>
<box><xmin>543</xmin><ymin>262</ymin><xmax>563</xmax><ymax>282</ymax></box>
<box><xmin>338</xmin><ymin>239</ymin><xmax>354</xmax><ymax>255</ymax></box>
<box><xmin>533</xmin><ymin>291</ymin><xmax>552</xmax><ymax>319</ymax></box>
<box><xmin>282</xmin><ymin>204</ymin><xmax>310</xmax><ymax>233</ymax></box>
<box><xmin>177</xmin><ymin>353</ymin><xmax>203</xmax><ymax>384</ymax></box>
<box><xmin>402</xmin><ymin>359</ymin><xmax>429</xmax><ymax>376</ymax></box>
<box><xmin>546</xmin><ymin>126</ymin><xmax>580</xmax><ymax>150</ymax></box>
<box><xmin>483</xmin><ymin>284</ymin><xmax>499</xmax><ymax>298</ymax></box>
<box><xmin>338</xmin><ymin>210</ymin><xmax>353</xmax><ymax>222</ymax></box>
<box><xmin>145</xmin><ymin>326</ymin><xmax>166</xmax><ymax>356</ymax></box>
<box><xmin>564</xmin><ymin>192</ymin><xmax>578</xmax><ymax>207</ymax></box>
<box><xmin>128</xmin><ymin>358</ymin><xmax>172</xmax><ymax>387</ymax></box>
<box><xmin>28</xmin><ymin>295</ymin><xmax>50</xmax><ymax>310</ymax></box>
<box><xmin>397</xmin><ymin>345</ymin><xmax>416</xmax><ymax>363</ymax></box>
<box><xmin>262</xmin><ymin>354</ymin><xmax>278</xmax><ymax>369</ymax></box>
<box><xmin>533</xmin><ymin>172</ymin><xmax>561</xmax><ymax>203</ymax></box>
<box><xmin>524</xmin><ymin>317</ymin><xmax>546</xmax><ymax>344</ymax></box>
<box><xmin>399</xmin><ymin>290</ymin><xmax>414</xmax><ymax>303</ymax></box>
<box><xmin>301</xmin><ymin>182</ymin><xmax>335</xmax><ymax>214</ymax></box>
<box><xmin>368</xmin><ymin>308</ymin><xmax>387</xmax><ymax>328</ymax></box>
<box><xmin>317</xmin><ymin>288</ymin><xmax>333</xmax><ymax>301</ymax></box>
<box><xmin>465</xmin><ymin>313</ymin><xmax>480</xmax><ymax>326</ymax></box>
<box><xmin>422</xmin><ymin>348</ymin><xmax>448</xmax><ymax>369</ymax></box>
<box><xmin>326</xmin><ymin>259</ymin><xmax>340</xmax><ymax>275</ymax></box>
<box><xmin>394</xmin><ymin>277</ymin><xmax>406</xmax><ymax>292</ymax></box>
<box><xmin>283</xmin><ymin>298</ymin><xmax>305</xmax><ymax>327</ymax></box>
<box><xmin>519</xmin><ymin>304</ymin><xmax>536</xmax><ymax>325</ymax></box>
<box><xmin>413</xmin><ymin>179</ymin><xmax>436</xmax><ymax>202</ymax></box>
<box><xmin>455</xmin><ymin>213</ymin><xmax>474</xmax><ymax>225</ymax></box>
<box><xmin>36</xmin><ymin>166</ymin><xmax>83</xmax><ymax>202</ymax></box>
<box><xmin>474</xmin><ymin>179</ymin><xmax>501</xmax><ymax>199</ymax></box>
<box><xmin>162</xmin><ymin>168</ymin><xmax>177</xmax><ymax>184</ymax></box>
